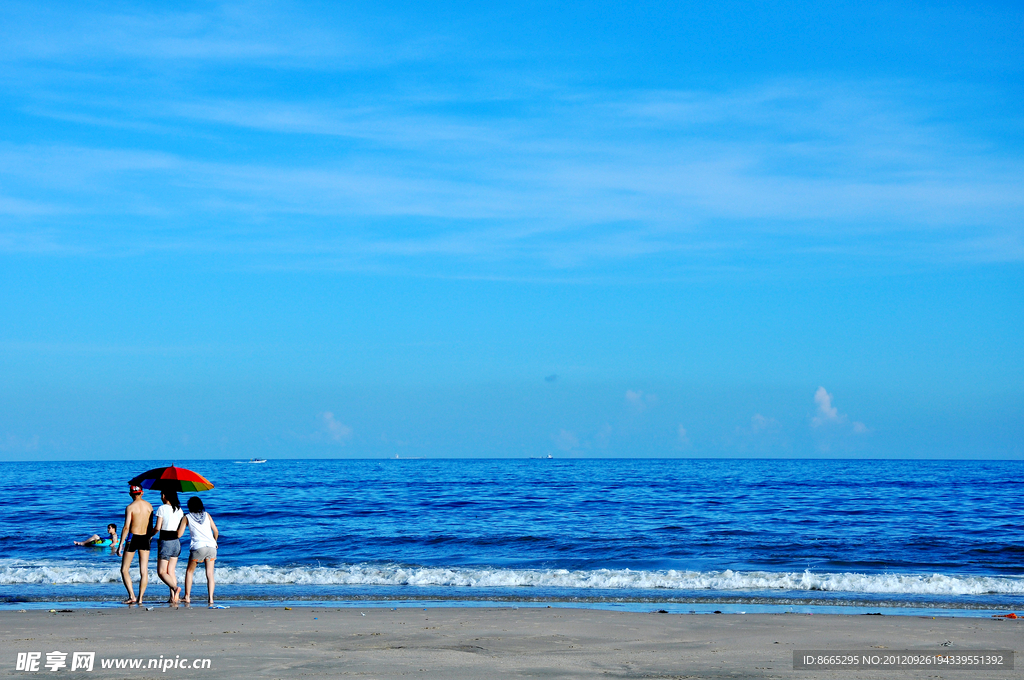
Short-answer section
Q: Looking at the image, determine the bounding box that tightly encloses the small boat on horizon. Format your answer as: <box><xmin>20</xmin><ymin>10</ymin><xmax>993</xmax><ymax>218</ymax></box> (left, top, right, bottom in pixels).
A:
<box><xmin>235</xmin><ymin>458</ymin><xmax>267</xmax><ymax>464</ymax></box>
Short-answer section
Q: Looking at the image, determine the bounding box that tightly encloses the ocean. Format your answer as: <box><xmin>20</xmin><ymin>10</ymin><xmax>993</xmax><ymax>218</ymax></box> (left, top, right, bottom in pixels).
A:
<box><xmin>1</xmin><ymin>458</ymin><xmax>1021</xmax><ymax>615</ymax></box>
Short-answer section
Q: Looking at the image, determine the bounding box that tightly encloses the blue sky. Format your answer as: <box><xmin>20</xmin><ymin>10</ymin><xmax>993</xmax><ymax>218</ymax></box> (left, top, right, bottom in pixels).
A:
<box><xmin>1</xmin><ymin>0</ymin><xmax>1021</xmax><ymax>459</ymax></box>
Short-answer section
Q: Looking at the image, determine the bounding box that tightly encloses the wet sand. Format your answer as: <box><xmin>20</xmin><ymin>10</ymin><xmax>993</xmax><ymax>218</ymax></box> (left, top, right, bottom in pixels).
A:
<box><xmin>1</xmin><ymin>607</ymin><xmax>1019</xmax><ymax>679</ymax></box>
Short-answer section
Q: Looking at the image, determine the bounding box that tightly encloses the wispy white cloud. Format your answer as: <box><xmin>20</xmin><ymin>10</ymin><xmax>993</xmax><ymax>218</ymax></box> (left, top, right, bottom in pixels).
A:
<box><xmin>0</xmin><ymin>1</ymin><xmax>360</xmax><ymax>65</ymax></box>
<box><xmin>724</xmin><ymin>413</ymin><xmax>788</xmax><ymax>454</ymax></box>
<box><xmin>145</xmin><ymin>90</ymin><xmax>1024</xmax><ymax>232</ymax></box>
<box><xmin>318</xmin><ymin>411</ymin><xmax>352</xmax><ymax>444</ymax></box>
<box><xmin>553</xmin><ymin>429</ymin><xmax>578</xmax><ymax>451</ymax></box>
<box><xmin>0</xmin><ymin>340</ymin><xmax>224</xmax><ymax>355</ymax></box>
<box><xmin>749</xmin><ymin>413</ymin><xmax>780</xmax><ymax>434</ymax></box>
<box><xmin>551</xmin><ymin>424</ymin><xmax>620</xmax><ymax>452</ymax></box>
<box><xmin>811</xmin><ymin>387</ymin><xmax>868</xmax><ymax>434</ymax></box>
<box><xmin>811</xmin><ymin>387</ymin><xmax>840</xmax><ymax>425</ymax></box>
<box><xmin>2</xmin><ymin>82</ymin><xmax>1019</xmax><ymax>272</ymax></box>
<box><xmin>0</xmin><ymin>0</ymin><xmax>1020</xmax><ymax>275</ymax></box>
<box><xmin>0</xmin><ymin>195</ymin><xmax>62</xmax><ymax>216</ymax></box>
<box><xmin>0</xmin><ymin>433</ymin><xmax>39</xmax><ymax>453</ymax></box>
<box><xmin>676</xmin><ymin>424</ymin><xmax>691</xmax><ymax>449</ymax></box>
<box><xmin>625</xmin><ymin>389</ymin><xmax>658</xmax><ymax>412</ymax></box>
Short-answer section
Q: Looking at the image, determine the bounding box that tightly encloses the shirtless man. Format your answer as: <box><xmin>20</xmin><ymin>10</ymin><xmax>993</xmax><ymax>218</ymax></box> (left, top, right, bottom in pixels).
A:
<box><xmin>117</xmin><ymin>484</ymin><xmax>153</xmax><ymax>604</ymax></box>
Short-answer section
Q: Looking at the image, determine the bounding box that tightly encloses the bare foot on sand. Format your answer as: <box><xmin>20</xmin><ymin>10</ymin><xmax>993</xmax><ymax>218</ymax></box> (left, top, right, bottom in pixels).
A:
<box><xmin>122</xmin><ymin>598</ymin><xmax>137</xmax><ymax>605</ymax></box>
<box><xmin>173</xmin><ymin>587</ymin><xmax>182</xmax><ymax>604</ymax></box>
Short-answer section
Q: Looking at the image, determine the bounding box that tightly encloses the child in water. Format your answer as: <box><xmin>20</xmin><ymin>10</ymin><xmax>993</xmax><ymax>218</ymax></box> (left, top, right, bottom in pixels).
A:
<box><xmin>75</xmin><ymin>523</ymin><xmax>119</xmax><ymax>546</ymax></box>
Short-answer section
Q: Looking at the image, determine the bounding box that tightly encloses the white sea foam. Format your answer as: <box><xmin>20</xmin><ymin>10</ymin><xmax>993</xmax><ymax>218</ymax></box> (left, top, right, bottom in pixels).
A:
<box><xmin>1</xmin><ymin>560</ymin><xmax>1021</xmax><ymax>595</ymax></box>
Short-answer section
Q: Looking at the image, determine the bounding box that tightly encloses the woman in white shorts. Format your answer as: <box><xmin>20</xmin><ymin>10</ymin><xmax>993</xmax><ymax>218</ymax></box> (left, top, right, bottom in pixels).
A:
<box><xmin>176</xmin><ymin>496</ymin><xmax>219</xmax><ymax>607</ymax></box>
<box><xmin>154</xmin><ymin>490</ymin><xmax>184</xmax><ymax>603</ymax></box>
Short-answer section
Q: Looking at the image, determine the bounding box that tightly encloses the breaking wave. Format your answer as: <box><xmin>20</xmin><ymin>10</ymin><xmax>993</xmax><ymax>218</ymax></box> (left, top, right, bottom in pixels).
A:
<box><xmin>2</xmin><ymin>560</ymin><xmax>1022</xmax><ymax>596</ymax></box>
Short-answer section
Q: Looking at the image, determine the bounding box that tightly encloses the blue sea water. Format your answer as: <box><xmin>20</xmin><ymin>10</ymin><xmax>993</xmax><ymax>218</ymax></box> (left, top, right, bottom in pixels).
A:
<box><xmin>1</xmin><ymin>458</ymin><xmax>1021</xmax><ymax>614</ymax></box>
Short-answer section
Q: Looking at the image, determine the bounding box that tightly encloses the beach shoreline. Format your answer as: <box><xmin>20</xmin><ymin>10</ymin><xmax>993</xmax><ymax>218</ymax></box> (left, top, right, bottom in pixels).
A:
<box><xmin>1</xmin><ymin>597</ymin><xmax>1019</xmax><ymax>619</ymax></box>
<box><xmin>3</xmin><ymin>606</ymin><xmax>1019</xmax><ymax>678</ymax></box>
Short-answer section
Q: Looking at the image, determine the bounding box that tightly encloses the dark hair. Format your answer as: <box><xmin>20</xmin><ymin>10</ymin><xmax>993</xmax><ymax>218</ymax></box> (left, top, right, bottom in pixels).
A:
<box><xmin>107</xmin><ymin>523</ymin><xmax>117</xmax><ymax>531</ymax></box>
<box><xmin>187</xmin><ymin>496</ymin><xmax>205</xmax><ymax>513</ymax></box>
<box><xmin>162</xmin><ymin>489</ymin><xmax>181</xmax><ymax>512</ymax></box>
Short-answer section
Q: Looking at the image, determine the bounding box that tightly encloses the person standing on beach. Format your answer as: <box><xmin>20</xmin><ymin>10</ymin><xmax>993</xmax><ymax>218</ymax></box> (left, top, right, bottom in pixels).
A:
<box><xmin>117</xmin><ymin>484</ymin><xmax>153</xmax><ymax>605</ymax></box>
<box><xmin>153</xmin><ymin>490</ymin><xmax>184</xmax><ymax>603</ymax></box>
<box><xmin>177</xmin><ymin>496</ymin><xmax>219</xmax><ymax>606</ymax></box>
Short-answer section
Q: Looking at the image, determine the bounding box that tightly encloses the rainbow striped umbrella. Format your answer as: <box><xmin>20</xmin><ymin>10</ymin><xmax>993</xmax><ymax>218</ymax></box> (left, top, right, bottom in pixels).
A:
<box><xmin>129</xmin><ymin>465</ymin><xmax>215</xmax><ymax>493</ymax></box>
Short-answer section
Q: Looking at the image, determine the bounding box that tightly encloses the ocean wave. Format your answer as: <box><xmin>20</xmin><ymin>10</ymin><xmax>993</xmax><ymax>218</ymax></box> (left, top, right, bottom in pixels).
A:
<box><xmin>2</xmin><ymin>560</ymin><xmax>1022</xmax><ymax>595</ymax></box>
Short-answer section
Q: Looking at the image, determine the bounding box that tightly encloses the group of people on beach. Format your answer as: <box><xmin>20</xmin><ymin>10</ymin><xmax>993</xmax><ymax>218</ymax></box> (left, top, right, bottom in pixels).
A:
<box><xmin>80</xmin><ymin>485</ymin><xmax>220</xmax><ymax>607</ymax></box>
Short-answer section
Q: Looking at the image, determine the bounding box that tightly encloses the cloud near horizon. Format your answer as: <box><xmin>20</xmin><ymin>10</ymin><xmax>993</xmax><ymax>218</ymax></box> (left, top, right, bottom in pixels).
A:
<box><xmin>750</xmin><ymin>414</ymin><xmax>781</xmax><ymax>434</ymax></box>
<box><xmin>553</xmin><ymin>429</ymin><xmax>579</xmax><ymax>451</ymax></box>
<box><xmin>676</xmin><ymin>424</ymin><xmax>691</xmax><ymax>449</ymax></box>
<box><xmin>0</xmin><ymin>433</ymin><xmax>40</xmax><ymax>453</ymax></box>
<box><xmin>726</xmin><ymin>413</ymin><xmax>787</xmax><ymax>454</ymax></box>
<box><xmin>319</xmin><ymin>411</ymin><xmax>353</xmax><ymax>444</ymax></box>
<box><xmin>812</xmin><ymin>387</ymin><xmax>868</xmax><ymax>434</ymax></box>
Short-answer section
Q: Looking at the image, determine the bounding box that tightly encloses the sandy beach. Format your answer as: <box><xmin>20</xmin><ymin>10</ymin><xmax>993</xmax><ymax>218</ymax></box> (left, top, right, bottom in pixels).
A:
<box><xmin>2</xmin><ymin>607</ymin><xmax>1018</xmax><ymax>679</ymax></box>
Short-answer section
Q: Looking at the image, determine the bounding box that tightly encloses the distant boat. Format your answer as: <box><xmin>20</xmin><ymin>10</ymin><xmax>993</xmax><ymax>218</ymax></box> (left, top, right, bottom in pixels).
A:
<box><xmin>547</xmin><ymin>454</ymin><xmax>553</xmax><ymax>459</ymax></box>
<box><xmin>238</xmin><ymin>458</ymin><xmax>267</xmax><ymax>464</ymax></box>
